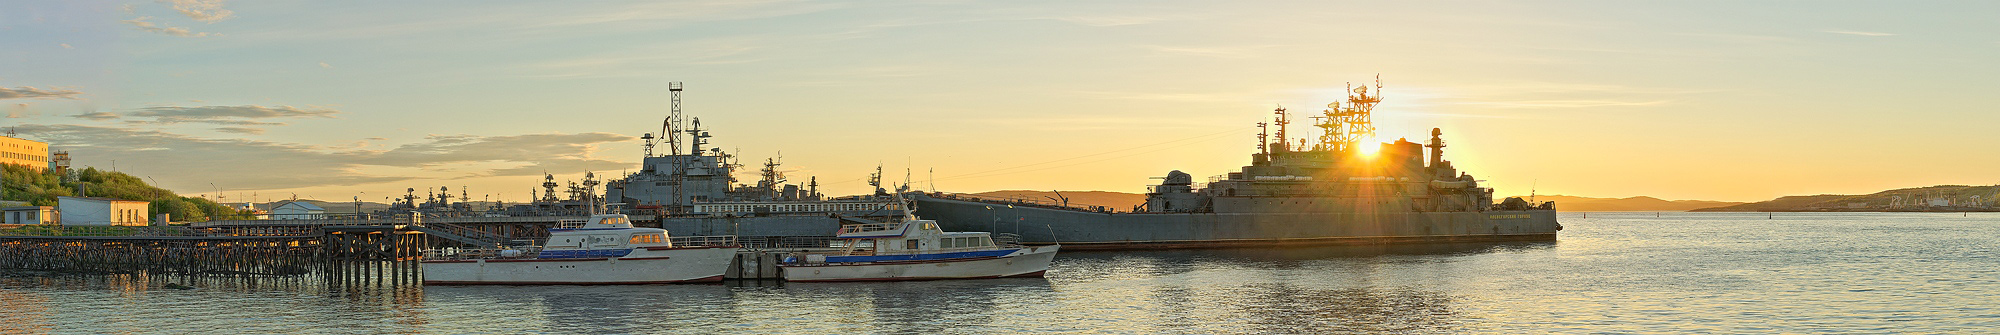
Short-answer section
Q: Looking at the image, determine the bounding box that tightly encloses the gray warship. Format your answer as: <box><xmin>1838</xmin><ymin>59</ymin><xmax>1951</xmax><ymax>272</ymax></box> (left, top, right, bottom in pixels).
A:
<box><xmin>911</xmin><ymin>81</ymin><xmax>1560</xmax><ymax>250</ymax></box>
<box><xmin>598</xmin><ymin>83</ymin><xmax>905</xmax><ymax>247</ymax></box>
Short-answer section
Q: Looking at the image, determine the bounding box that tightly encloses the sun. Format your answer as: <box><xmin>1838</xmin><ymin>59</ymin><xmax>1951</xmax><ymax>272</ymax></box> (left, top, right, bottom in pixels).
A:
<box><xmin>1356</xmin><ymin>136</ymin><xmax>1382</xmax><ymax>157</ymax></box>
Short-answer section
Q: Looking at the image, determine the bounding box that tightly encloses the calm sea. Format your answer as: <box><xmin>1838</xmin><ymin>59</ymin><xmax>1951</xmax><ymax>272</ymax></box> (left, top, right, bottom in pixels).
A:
<box><xmin>2</xmin><ymin>212</ymin><xmax>1995</xmax><ymax>334</ymax></box>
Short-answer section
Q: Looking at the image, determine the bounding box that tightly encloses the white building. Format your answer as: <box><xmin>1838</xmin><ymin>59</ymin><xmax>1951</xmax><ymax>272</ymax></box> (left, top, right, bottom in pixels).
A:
<box><xmin>223</xmin><ymin>202</ymin><xmax>270</xmax><ymax>219</ymax></box>
<box><xmin>2</xmin><ymin>206</ymin><xmax>58</xmax><ymax>225</ymax></box>
<box><xmin>271</xmin><ymin>201</ymin><xmax>326</xmax><ymax>220</ymax></box>
<box><xmin>57</xmin><ymin>196</ymin><xmax>150</xmax><ymax>226</ymax></box>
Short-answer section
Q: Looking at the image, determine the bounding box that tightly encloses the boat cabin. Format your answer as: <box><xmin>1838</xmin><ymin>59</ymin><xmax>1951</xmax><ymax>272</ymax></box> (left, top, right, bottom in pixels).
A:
<box><xmin>545</xmin><ymin>214</ymin><xmax>673</xmax><ymax>252</ymax></box>
<box><xmin>833</xmin><ymin>219</ymin><xmax>1000</xmax><ymax>256</ymax></box>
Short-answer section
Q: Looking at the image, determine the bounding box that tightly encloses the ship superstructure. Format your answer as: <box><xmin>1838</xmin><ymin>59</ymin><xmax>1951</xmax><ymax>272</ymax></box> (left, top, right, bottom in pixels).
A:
<box><xmin>911</xmin><ymin>79</ymin><xmax>1560</xmax><ymax>249</ymax></box>
<box><xmin>599</xmin><ymin>82</ymin><xmax>905</xmax><ymax>244</ymax></box>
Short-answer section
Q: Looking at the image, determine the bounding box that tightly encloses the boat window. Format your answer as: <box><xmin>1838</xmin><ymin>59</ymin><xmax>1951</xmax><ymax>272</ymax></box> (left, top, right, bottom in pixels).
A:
<box><xmin>906</xmin><ymin>240</ymin><xmax>919</xmax><ymax>250</ymax></box>
<box><xmin>629</xmin><ymin>233</ymin><xmax>664</xmax><ymax>244</ymax></box>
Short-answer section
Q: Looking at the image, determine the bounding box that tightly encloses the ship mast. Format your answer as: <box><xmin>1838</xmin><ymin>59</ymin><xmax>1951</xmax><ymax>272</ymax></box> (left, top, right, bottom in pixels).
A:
<box><xmin>1272</xmin><ymin>106</ymin><xmax>1290</xmax><ymax>152</ymax></box>
<box><xmin>1315</xmin><ymin>76</ymin><xmax>1382</xmax><ymax>153</ymax></box>
<box><xmin>665</xmin><ymin>82</ymin><xmax>690</xmax><ymax>211</ymax></box>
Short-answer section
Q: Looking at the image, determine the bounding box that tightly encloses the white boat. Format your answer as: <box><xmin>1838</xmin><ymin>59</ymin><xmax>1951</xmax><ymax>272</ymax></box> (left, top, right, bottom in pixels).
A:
<box><xmin>779</xmin><ymin>218</ymin><xmax>1059</xmax><ymax>282</ymax></box>
<box><xmin>421</xmin><ymin>214</ymin><xmax>740</xmax><ymax>285</ymax></box>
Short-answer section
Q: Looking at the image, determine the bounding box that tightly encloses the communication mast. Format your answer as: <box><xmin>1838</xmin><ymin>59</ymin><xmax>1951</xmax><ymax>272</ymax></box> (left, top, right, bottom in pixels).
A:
<box><xmin>1272</xmin><ymin>106</ymin><xmax>1290</xmax><ymax>152</ymax></box>
<box><xmin>1315</xmin><ymin>76</ymin><xmax>1382</xmax><ymax>153</ymax></box>
<box><xmin>662</xmin><ymin>82</ymin><xmax>685</xmax><ymax>157</ymax></box>
<box><xmin>664</xmin><ymin>82</ymin><xmax>690</xmax><ymax>211</ymax></box>
<box><xmin>641</xmin><ymin>132</ymin><xmax>656</xmax><ymax>157</ymax></box>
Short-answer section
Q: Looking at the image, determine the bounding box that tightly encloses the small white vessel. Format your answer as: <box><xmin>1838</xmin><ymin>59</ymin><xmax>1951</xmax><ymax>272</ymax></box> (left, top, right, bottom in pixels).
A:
<box><xmin>421</xmin><ymin>214</ymin><xmax>739</xmax><ymax>285</ymax></box>
<box><xmin>780</xmin><ymin>217</ymin><xmax>1059</xmax><ymax>282</ymax></box>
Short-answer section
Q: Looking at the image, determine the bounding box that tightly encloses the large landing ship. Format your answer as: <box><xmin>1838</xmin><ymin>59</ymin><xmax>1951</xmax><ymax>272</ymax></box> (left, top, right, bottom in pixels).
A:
<box><xmin>601</xmin><ymin>83</ymin><xmax>904</xmax><ymax>246</ymax></box>
<box><xmin>911</xmin><ymin>81</ymin><xmax>1559</xmax><ymax>250</ymax></box>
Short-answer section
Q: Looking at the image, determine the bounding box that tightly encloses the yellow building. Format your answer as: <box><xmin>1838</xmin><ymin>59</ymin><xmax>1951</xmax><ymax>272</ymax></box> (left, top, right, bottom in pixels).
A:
<box><xmin>0</xmin><ymin>136</ymin><xmax>49</xmax><ymax>171</ymax></box>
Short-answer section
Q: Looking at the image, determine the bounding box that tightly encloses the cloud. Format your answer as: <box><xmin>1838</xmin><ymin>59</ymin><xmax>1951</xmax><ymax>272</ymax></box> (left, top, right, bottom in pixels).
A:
<box><xmin>60</xmin><ymin>43</ymin><xmax>74</xmax><ymax>49</ymax></box>
<box><xmin>162</xmin><ymin>0</ymin><xmax>235</xmax><ymax>23</ymax></box>
<box><xmin>0</xmin><ymin>87</ymin><xmax>84</xmax><ymax>100</ymax></box>
<box><xmin>212</xmin><ymin>127</ymin><xmax>266</xmax><ymax>135</ymax></box>
<box><xmin>121</xmin><ymin>16</ymin><xmax>217</xmax><ymax>37</ymax></box>
<box><xmin>1825</xmin><ymin>30</ymin><xmax>1895</xmax><ymax>37</ymax></box>
<box><xmin>8</xmin><ymin>104</ymin><xmax>31</xmax><ymax>118</ymax></box>
<box><xmin>73</xmin><ymin>111</ymin><xmax>121</xmax><ymax>121</ymax></box>
<box><xmin>126</xmin><ymin>105</ymin><xmax>338</xmax><ymax>124</ymax></box>
<box><xmin>318</xmin><ymin>62</ymin><xmax>332</xmax><ymax>68</ymax></box>
<box><xmin>12</xmin><ymin>124</ymin><xmax>636</xmax><ymax>191</ymax></box>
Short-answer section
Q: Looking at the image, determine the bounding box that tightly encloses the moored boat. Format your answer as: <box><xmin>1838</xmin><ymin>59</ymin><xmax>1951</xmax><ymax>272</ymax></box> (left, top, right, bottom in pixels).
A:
<box><xmin>779</xmin><ymin>217</ymin><xmax>1059</xmax><ymax>282</ymax></box>
<box><xmin>420</xmin><ymin>214</ymin><xmax>740</xmax><ymax>285</ymax></box>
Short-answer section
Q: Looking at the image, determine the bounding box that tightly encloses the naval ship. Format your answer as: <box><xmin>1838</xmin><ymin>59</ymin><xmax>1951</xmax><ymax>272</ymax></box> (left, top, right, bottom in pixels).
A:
<box><xmin>600</xmin><ymin>83</ymin><xmax>905</xmax><ymax>247</ymax></box>
<box><xmin>910</xmin><ymin>81</ymin><xmax>1560</xmax><ymax>250</ymax></box>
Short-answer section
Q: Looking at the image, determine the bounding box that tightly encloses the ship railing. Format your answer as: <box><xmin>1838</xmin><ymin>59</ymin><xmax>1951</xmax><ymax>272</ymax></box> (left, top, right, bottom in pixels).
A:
<box><xmin>422</xmin><ymin>246</ymin><xmax>542</xmax><ymax>261</ymax></box>
<box><xmin>555</xmin><ymin>219</ymin><xmax>587</xmax><ymax>229</ymax></box>
<box><xmin>837</xmin><ymin>222</ymin><xmax>905</xmax><ymax>235</ymax></box>
<box><xmin>669</xmin><ymin>235</ymin><xmax>739</xmax><ymax>248</ymax></box>
<box><xmin>992</xmin><ymin>233</ymin><xmax>1024</xmax><ymax>249</ymax></box>
<box><xmin>922</xmin><ymin>192</ymin><xmax>1123</xmax><ymax>213</ymax></box>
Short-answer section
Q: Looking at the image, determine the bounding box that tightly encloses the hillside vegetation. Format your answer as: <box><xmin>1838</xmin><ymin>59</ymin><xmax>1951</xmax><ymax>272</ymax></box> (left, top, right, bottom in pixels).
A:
<box><xmin>1690</xmin><ymin>185</ymin><xmax>2000</xmax><ymax>212</ymax></box>
<box><xmin>1</xmin><ymin>164</ymin><xmax>248</xmax><ymax>221</ymax></box>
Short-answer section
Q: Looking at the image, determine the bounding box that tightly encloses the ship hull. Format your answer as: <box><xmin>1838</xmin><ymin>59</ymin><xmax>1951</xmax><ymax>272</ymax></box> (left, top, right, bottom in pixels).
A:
<box><xmin>911</xmin><ymin>194</ymin><xmax>1558</xmax><ymax>250</ymax></box>
<box><xmin>421</xmin><ymin>247</ymin><xmax>738</xmax><ymax>285</ymax></box>
<box><xmin>780</xmin><ymin>245</ymin><xmax>1059</xmax><ymax>282</ymax></box>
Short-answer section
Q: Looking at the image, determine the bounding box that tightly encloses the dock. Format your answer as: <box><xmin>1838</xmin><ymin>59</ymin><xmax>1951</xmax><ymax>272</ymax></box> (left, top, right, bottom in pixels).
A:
<box><xmin>2</xmin><ymin>215</ymin><xmax>836</xmax><ymax>281</ymax></box>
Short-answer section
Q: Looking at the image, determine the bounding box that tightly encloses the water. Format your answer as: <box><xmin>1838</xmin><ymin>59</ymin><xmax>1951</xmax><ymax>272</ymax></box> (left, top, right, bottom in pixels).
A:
<box><xmin>2</xmin><ymin>212</ymin><xmax>1996</xmax><ymax>334</ymax></box>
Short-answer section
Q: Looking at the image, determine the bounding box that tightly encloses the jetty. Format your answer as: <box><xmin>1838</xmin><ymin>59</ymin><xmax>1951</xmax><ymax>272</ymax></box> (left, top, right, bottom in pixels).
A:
<box><xmin>0</xmin><ymin>213</ymin><xmax>831</xmax><ymax>281</ymax></box>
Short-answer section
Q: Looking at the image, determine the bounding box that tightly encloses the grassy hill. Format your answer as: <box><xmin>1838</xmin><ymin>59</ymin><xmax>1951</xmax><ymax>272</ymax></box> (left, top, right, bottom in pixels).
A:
<box><xmin>2</xmin><ymin>164</ymin><xmax>250</xmax><ymax>221</ymax></box>
<box><xmin>1690</xmin><ymin>185</ymin><xmax>2000</xmax><ymax>212</ymax></box>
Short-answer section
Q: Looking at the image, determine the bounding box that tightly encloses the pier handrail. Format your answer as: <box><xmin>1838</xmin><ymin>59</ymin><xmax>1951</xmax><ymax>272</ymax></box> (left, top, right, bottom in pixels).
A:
<box><xmin>0</xmin><ymin>224</ymin><xmax>321</xmax><ymax>238</ymax></box>
<box><xmin>408</xmin><ymin>222</ymin><xmax>514</xmax><ymax>247</ymax></box>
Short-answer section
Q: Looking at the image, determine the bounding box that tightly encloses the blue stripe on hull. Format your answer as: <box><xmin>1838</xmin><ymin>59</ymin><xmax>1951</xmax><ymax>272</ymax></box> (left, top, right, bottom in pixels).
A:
<box><xmin>825</xmin><ymin>249</ymin><xmax>1016</xmax><ymax>263</ymax></box>
<box><xmin>538</xmin><ymin>249</ymin><xmax>635</xmax><ymax>259</ymax></box>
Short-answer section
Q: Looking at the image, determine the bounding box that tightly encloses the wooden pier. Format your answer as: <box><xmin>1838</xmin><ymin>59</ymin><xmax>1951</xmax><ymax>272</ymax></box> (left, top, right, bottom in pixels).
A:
<box><xmin>1</xmin><ymin>216</ymin><xmax>838</xmax><ymax>282</ymax></box>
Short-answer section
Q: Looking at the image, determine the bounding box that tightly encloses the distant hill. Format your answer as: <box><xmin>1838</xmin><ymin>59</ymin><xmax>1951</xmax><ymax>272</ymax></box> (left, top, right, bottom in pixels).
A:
<box><xmin>1691</xmin><ymin>185</ymin><xmax>2000</xmax><ymax>212</ymax></box>
<box><xmin>969</xmin><ymin>190</ymin><xmax>1146</xmax><ymax>210</ymax></box>
<box><xmin>1515</xmin><ymin>195</ymin><xmax>1743</xmax><ymax>212</ymax></box>
<box><xmin>963</xmin><ymin>191</ymin><xmax>1738</xmax><ymax>212</ymax></box>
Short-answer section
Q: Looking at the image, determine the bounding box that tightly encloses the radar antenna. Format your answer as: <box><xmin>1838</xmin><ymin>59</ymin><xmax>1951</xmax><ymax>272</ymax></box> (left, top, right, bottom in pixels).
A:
<box><xmin>1272</xmin><ymin>105</ymin><xmax>1291</xmax><ymax>152</ymax></box>
<box><xmin>1314</xmin><ymin>76</ymin><xmax>1382</xmax><ymax>153</ymax></box>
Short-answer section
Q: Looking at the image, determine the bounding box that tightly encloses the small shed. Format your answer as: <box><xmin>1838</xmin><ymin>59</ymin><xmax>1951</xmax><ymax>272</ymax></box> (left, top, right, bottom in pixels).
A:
<box><xmin>57</xmin><ymin>196</ymin><xmax>150</xmax><ymax>226</ymax></box>
<box><xmin>2</xmin><ymin>206</ymin><xmax>58</xmax><ymax>225</ymax></box>
<box><xmin>272</xmin><ymin>201</ymin><xmax>326</xmax><ymax>220</ymax></box>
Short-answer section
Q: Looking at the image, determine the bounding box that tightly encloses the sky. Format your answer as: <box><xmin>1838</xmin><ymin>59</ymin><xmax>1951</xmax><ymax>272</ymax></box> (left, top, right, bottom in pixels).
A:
<box><xmin>2</xmin><ymin>0</ymin><xmax>1997</xmax><ymax>203</ymax></box>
